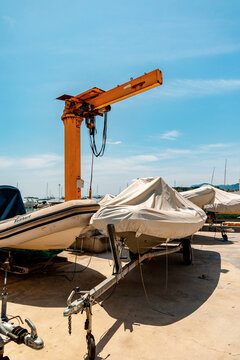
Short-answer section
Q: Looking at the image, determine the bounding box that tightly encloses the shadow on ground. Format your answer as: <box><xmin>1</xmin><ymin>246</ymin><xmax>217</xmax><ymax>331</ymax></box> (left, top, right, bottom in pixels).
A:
<box><xmin>3</xmin><ymin>261</ymin><xmax>106</xmax><ymax>308</ymax></box>
<box><xmin>0</xmin><ymin>246</ymin><xmax>222</xmax><ymax>359</ymax></box>
<box><xmin>193</xmin><ymin>233</ymin><xmax>233</xmax><ymax>245</ymax></box>
<box><xmin>96</xmin><ymin>248</ymin><xmax>221</xmax><ymax>356</ymax></box>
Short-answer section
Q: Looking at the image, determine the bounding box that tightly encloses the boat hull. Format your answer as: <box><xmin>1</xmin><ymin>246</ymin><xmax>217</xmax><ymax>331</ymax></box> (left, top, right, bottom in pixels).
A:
<box><xmin>117</xmin><ymin>231</ymin><xmax>166</xmax><ymax>254</ymax></box>
<box><xmin>0</xmin><ymin>200</ymin><xmax>99</xmax><ymax>250</ymax></box>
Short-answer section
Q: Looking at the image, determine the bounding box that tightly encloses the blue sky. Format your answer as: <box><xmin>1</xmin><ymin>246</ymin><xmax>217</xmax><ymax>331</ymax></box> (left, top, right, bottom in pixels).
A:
<box><xmin>1</xmin><ymin>0</ymin><xmax>240</xmax><ymax>197</ymax></box>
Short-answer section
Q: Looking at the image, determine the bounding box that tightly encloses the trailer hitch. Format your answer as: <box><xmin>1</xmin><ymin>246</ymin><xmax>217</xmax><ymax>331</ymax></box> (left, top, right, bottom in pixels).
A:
<box><xmin>0</xmin><ymin>261</ymin><xmax>44</xmax><ymax>358</ymax></box>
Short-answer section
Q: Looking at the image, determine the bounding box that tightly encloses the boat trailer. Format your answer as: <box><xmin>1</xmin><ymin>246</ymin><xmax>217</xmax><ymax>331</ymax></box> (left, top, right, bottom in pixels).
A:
<box><xmin>63</xmin><ymin>225</ymin><xmax>193</xmax><ymax>360</ymax></box>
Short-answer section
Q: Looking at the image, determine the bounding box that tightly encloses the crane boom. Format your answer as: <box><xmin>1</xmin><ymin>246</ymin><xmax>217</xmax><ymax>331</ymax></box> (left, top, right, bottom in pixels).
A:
<box><xmin>92</xmin><ymin>69</ymin><xmax>162</xmax><ymax>109</ymax></box>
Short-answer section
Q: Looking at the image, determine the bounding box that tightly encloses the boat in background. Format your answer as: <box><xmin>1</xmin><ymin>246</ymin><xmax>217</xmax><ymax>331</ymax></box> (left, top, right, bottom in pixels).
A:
<box><xmin>98</xmin><ymin>194</ymin><xmax>115</xmax><ymax>206</ymax></box>
<box><xmin>181</xmin><ymin>185</ymin><xmax>215</xmax><ymax>208</ymax></box>
<box><xmin>23</xmin><ymin>196</ymin><xmax>39</xmax><ymax>210</ymax></box>
<box><xmin>204</xmin><ymin>186</ymin><xmax>240</xmax><ymax>214</ymax></box>
<box><xmin>91</xmin><ymin>177</ymin><xmax>206</xmax><ymax>254</ymax></box>
<box><xmin>181</xmin><ymin>184</ymin><xmax>240</xmax><ymax>214</ymax></box>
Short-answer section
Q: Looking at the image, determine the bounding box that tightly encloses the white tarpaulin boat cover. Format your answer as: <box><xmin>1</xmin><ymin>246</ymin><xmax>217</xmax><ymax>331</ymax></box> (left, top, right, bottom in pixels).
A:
<box><xmin>98</xmin><ymin>194</ymin><xmax>115</xmax><ymax>206</ymax></box>
<box><xmin>181</xmin><ymin>185</ymin><xmax>240</xmax><ymax>214</ymax></box>
<box><xmin>204</xmin><ymin>186</ymin><xmax>240</xmax><ymax>214</ymax></box>
<box><xmin>91</xmin><ymin>177</ymin><xmax>206</xmax><ymax>241</ymax></box>
<box><xmin>181</xmin><ymin>185</ymin><xmax>215</xmax><ymax>208</ymax></box>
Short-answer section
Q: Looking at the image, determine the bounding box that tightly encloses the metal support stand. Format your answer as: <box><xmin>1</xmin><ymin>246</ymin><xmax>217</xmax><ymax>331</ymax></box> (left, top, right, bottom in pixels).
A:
<box><xmin>0</xmin><ymin>262</ymin><xmax>44</xmax><ymax>359</ymax></box>
<box><xmin>221</xmin><ymin>224</ymin><xmax>228</xmax><ymax>242</ymax></box>
<box><xmin>1</xmin><ymin>263</ymin><xmax>8</xmax><ymax>323</ymax></box>
<box><xmin>107</xmin><ymin>224</ymin><xmax>122</xmax><ymax>274</ymax></box>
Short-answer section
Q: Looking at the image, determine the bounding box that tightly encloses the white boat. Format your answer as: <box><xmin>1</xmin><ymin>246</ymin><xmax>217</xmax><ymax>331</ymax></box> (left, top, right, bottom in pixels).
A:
<box><xmin>91</xmin><ymin>177</ymin><xmax>206</xmax><ymax>254</ymax></box>
<box><xmin>204</xmin><ymin>186</ymin><xmax>240</xmax><ymax>214</ymax></box>
<box><xmin>23</xmin><ymin>197</ymin><xmax>38</xmax><ymax>209</ymax></box>
<box><xmin>181</xmin><ymin>185</ymin><xmax>240</xmax><ymax>214</ymax></box>
<box><xmin>98</xmin><ymin>194</ymin><xmax>115</xmax><ymax>206</ymax></box>
<box><xmin>181</xmin><ymin>185</ymin><xmax>215</xmax><ymax>208</ymax></box>
<box><xmin>0</xmin><ymin>200</ymin><xmax>99</xmax><ymax>250</ymax></box>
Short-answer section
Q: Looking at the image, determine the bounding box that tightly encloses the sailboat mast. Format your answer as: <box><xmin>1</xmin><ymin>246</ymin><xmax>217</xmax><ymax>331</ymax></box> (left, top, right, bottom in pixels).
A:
<box><xmin>211</xmin><ymin>167</ymin><xmax>215</xmax><ymax>185</ymax></box>
<box><xmin>224</xmin><ymin>159</ymin><xmax>227</xmax><ymax>190</ymax></box>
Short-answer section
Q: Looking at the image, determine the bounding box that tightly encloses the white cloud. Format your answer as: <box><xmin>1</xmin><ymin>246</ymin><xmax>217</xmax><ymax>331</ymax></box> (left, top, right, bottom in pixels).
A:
<box><xmin>158</xmin><ymin>79</ymin><xmax>240</xmax><ymax>98</ymax></box>
<box><xmin>82</xmin><ymin>154</ymin><xmax>159</xmax><ymax>179</ymax></box>
<box><xmin>0</xmin><ymin>157</ymin><xmax>14</xmax><ymax>169</ymax></box>
<box><xmin>201</xmin><ymin>143</ymin><xmax>231</xmax><ymax>149</ymax></box>
<box><xmin>106</xmin><ymin>140</ymin><xmax>122</xmax><ymax>145</ymax></box>
<box><xmin>19</xmin><ymin>154</ymin><xmax>62</xmax><ymax>169</ymax></box>
<box><xmin>0</xmin><ymin>154</ymin><xmax>63</xmax><ymax>170</ymax></box>
<box><xmin>163</xmin><ymin>44</ymin><xmax>240</xmax><ymax>61</ymax></box>
<box><xmin>167</xmin><ymin>149</ymin><xmax>191</xmax><ymax>154</ymax></box>
<box><xmin>132</xmin><ymin>155</ymin><xmax>158</xmax><ymax>162</ymax></box>
<box><xmin>160</xmin><ymin>130</ymin><xmax>180</xmax><ymax>140</ymax></box>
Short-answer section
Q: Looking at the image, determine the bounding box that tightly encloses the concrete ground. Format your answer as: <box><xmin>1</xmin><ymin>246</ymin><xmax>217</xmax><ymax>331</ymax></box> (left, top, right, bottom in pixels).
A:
<box><xmin>2</xmin><ymin>231</ymin><xmax>240</xmax><ymax>360</ymax></box>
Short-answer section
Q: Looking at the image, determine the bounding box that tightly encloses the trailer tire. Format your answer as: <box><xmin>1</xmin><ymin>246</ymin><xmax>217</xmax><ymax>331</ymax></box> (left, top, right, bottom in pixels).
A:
<box><xmin>182</xmin><ymin>238</ymin><xmax>192</xmax><ymax>265</ymax></box>
<box><xmin>222</xmin><ymin>234</ymin><xmax>228</xmax><ymax>242</ymax></box>
<box><xmin>87</xmin><ymin>334</ymin><xmax>95</xmax><ymax>360</ymax></box>
<box><xmin>129</xmin><ymin>250</ymin><xmax>139</xmax><ymax>261</ymax></box>
<box><xmin>3</xmin><ymin>357</ymin><xmax>10</xmax><ymax>360</ymax></box>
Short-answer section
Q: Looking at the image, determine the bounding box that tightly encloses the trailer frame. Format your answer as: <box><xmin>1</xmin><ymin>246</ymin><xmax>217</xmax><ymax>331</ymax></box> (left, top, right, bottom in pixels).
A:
<box><xmin>63</xmin><ymin>225</ymin><xmax>193</xmax><ymax>359</ymax></box>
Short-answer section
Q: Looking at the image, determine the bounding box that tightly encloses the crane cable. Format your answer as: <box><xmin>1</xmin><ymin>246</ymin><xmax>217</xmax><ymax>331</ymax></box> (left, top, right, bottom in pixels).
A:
<box><xmin>89</xmin><ymin>152</ymin><xmax>94</xmax><ymax>199</ymax></box>
<box><xmin>89</xmin><ymin>112</ymin><xmax>108</xmax><ymax>157</ymax></box>
<box><xmin>88</xmin><ymin>112</ymin><xmax>108</xmax><ymax>198</ymax></box>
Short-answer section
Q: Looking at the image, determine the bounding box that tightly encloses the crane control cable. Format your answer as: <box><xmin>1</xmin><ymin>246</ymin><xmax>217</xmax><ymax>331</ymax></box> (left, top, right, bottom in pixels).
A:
<box><xmin>89</xmin><ymin>152</ymin><xmax>94</xmax><ymax>199</ymax></box>
<box><xmin>87</xmin><ymin>112</ymin><xmax>107</xmax><ymax>198</ymax></box>
<box><xmin>89</xmin><ymin>112</ymin><xmax>108</xmax><ymax>157</ymax></box>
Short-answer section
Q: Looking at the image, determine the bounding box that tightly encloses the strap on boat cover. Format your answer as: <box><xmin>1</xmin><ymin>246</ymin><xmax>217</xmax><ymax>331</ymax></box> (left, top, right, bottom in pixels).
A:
<box><xmin>0</xmin><ymin>186</ymin><xmax>26</xmax><ymax>220</ymax></box>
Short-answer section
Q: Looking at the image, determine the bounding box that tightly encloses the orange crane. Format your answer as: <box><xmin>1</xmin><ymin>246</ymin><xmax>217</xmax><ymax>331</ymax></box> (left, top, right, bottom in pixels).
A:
<box><xmin>57</xmin><ymin>69</ymin><xmax>163</xmax><ymax>201</ymax></box>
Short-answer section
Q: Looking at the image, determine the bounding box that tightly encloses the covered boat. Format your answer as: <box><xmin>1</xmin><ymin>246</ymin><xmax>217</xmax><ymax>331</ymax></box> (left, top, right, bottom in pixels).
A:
<box><xmin>181</xmin><ymin>185</ymin><xmax>240</xmax><ymax>214</ymax></box>
<box><xmin>91</xmin><ymin>177</ymin><xmax>206</xmax><ymax>254</ymax></box>
<box><xmin>204</xmin><ymin>186</ymin><xmax>240</xmax><ymax>214</ymax></box>
<box><xmin>0</xmin><ymin>186</ymin><xmax>99</xmax><ymax>250</ymax></box>
<box><xmin>181</xmin><ymin>185</ymin><xmax>215</xmax><ymax>208</ymax></box>
<box><xmin>98</xmin><ymin>194</ymin><xmax>115</xmax><ymax>206</ymax></box>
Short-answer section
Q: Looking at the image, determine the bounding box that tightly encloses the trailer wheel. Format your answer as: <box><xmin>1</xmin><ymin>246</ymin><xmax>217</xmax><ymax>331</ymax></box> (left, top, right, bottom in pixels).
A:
<box><xmin>87</xmin><ymin>334</ymin><xmax>96</xmax><ymax>360</ymax></box>
<box><xmin>182</xmin><ymin>238</ymin><xmax>192</xmax><ymax>265</ymax></box>
<box><xmin>3</xmin><ymin>357</ymin><xmax>10</xmax><ymax>360</ymax></box>
<box><xmin>222</xmin><ymin>233</ymin><xmax>228</xmax><ymax>242</ymax></box>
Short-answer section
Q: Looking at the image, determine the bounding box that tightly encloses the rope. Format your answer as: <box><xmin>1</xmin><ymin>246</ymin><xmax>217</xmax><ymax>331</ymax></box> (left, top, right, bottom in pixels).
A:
<box><xmin>68</xmin><ymin>238</ymin><xmax>78</xmax><ymax>281</ymax></box>
<box><xmin>137</xmin><ymin>238</ymin><xmax>174</xmax><ymax>317</ymax></box>
<box><xmin>165</xmin><ymin>241</ymin><xmax>168</xmax><ymax>291</ymax></box>
<box><xmin>89</xmin><ymin>113</ymin><xmax>107</xmax><ymax>157</ymax></box>
<box><xmin>89</xmin><ymin>152</ymin><xmax>94</xmax><ymax>195</ymax></box>
<box><xmin>44</xmin><ymin>238</ymin><xmax>96</xmax><ymax>282</ymax></box>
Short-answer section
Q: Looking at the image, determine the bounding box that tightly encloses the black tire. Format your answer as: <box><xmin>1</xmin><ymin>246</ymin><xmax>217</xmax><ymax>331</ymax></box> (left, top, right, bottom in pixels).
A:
<box><xmin>129</xmin><ymin>250</ymin><xmax>139</xmax><ymax>261</ymax></box>
<box><xmin>87</xmin><ymin>334</ymin><xmax>96</xmax><ymax>360</ymax></box>
<box><xmin>3</xmin><ymin>357</ymin><xmax>10</xmax><ymax>360</ymax></box>
<box><xmin>182</xmin><ymin>238</ymin><xmax>192</xmax><ymax>265</ymax></box>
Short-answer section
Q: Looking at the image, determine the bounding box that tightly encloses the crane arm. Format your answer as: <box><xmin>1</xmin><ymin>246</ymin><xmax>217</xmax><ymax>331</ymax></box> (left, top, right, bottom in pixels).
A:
<box><xmin>58</xmin><ymin>69</ymin><xmax>162</xmax><ymax>120</ymax></box>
